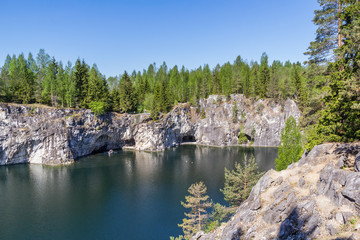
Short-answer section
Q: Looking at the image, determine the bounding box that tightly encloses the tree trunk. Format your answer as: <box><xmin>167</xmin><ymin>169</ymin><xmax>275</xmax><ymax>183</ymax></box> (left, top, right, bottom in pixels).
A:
<box><xmin>338</xmin><ymin>0</ymin><xmax>344</xmax><ymax>49</ymax></box>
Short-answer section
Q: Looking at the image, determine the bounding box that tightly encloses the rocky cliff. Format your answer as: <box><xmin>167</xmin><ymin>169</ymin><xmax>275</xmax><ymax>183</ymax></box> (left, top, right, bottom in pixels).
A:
<box><xmin>195</xmin><ymin>143</ymin><xmax>360</xmax><ymax>240</ymax></box>
<box><xmin>0</xmin><ymin>95</ymin><xmax>300</xmax><ymax>165</ymax></box>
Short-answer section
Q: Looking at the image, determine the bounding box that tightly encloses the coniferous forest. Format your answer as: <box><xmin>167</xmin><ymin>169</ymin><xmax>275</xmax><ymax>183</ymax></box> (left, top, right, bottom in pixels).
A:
<box><xmin>0</xmin><ymin>0</ymin><xmax>359</xmax><ymax>149</ymax></box>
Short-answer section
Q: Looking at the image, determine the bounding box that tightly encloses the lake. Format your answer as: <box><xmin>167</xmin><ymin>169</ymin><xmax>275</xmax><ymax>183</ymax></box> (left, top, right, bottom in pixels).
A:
<box><xmin>0</xmin><ymin>145</ymin><xmax>277</xmax><ymax>240</ymax></box>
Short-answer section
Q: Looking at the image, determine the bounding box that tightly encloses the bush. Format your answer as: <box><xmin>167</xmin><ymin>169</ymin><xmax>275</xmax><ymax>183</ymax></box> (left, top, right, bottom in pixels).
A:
<box><xmin>201</xmin><ymin>108</ymin><xmax>206</xmax><ymax>119</ymax></box>
<box><xmin>89</xmin><ymin>101</ymin><xmax>106</xmax><ymax>116</ymax></box>
<box><xmin>238</xmin><ymin>125</ymin><xmax>248</xmax><ymax>144</ymax></box>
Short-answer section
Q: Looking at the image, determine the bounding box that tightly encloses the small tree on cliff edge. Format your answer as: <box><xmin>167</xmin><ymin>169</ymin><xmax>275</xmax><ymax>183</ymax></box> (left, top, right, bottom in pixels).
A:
<box><xmin>275</xmin><ymin>116</ymin><xmax>303</xmax><ymax>171</ymax></box>
<box><xmin>221</xmin><ymin>155</ymin><xmax>263</xmax><ymax>207</ymax></box>
<box><xmin>178</xmin><ymin>182</ymin><xmax>211</xmax><ymax>239</ymax></box>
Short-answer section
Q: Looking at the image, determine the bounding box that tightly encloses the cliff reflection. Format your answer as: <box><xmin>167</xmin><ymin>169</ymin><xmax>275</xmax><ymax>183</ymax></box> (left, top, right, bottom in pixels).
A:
<box><xmin>0</xmin><ymin>145</ymin><xmax>277</xmax><ymax>240</ymax></box>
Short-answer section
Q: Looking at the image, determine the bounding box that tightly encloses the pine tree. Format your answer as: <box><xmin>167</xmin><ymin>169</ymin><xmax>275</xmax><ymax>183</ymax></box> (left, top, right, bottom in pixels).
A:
<box><xmin>221</xmin><ymin>155</ymin><xmax>263</xmax><ymax>206</ymax></box>
<box><xmin>305</xmin><ymin>0</ymin><xmax>344</xmax><ymax>63</ymax></box>
<box><xmin>275</xmin><ymin>116</ymin><xmax>303</xmax><ymax>171</ymax></box>
<box><xmin>178</xmin><ymin>182</ymin><xmax>211</xmax><ymax>239</ymax></box>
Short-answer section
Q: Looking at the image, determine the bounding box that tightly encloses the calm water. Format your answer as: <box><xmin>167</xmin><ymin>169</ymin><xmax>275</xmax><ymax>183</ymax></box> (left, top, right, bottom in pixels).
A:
<box><xmin>0</xmin><ymin>145</ymin><xmax>277</xmax><ymax>240</ymax></box>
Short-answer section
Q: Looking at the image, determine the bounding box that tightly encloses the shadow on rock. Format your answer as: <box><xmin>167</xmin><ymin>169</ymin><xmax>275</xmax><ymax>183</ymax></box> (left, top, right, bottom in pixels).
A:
<box><xmin>278</xmin><ymin>206</ymin><xmax>319</xmax><ymax>240</ymax></box>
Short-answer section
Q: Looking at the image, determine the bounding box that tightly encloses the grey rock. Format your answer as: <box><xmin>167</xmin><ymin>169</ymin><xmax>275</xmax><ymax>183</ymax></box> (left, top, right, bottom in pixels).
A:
<box><xmin>326</xmin><ymin>221</ymin><xmax>338</xmax><ymax>235</ymax></box>
<box><xmin>317</xmin><ymin>164</ymin><xmax>349</xmax><ymax>205</ymax></box>
<box><xmin>191</xmin><ymin>231</ymin><xmax>205</xmax><ymax>240</ymax></box>
<box><xmin>336</xmin><ymin>155</ymin><xmax>345</xmax><ymax>168</ymax></box>
<box><xmin>355</xmin><ymin>153</ymin><xmax>360</xmax><ymax>172</ymax></box>
<box><xmin>197</xmin><ymin>143</ymin><xmax>360</xmax><ymax>240</ymax></box>
<box><xmin>298</xmin><ymin>177</ymin><xmax>306</xmax><ymax>188</ymax></box>
<box><xmin>0</xmin><ymin>95</ymin><xmax>301</xmax><ymax>166</ymax></box>
<box><xmin>335</xmin><ymin>212</ymin><xmax>345</xmax><ymax>225</ymax></box>
<box><xmin>355</xmin><ymin>224</ymin><xmax>360</xmax><ymax>231</ymax></box>
<box><xmin>342</xmin><ymin>212</ymin><xmax>355</xmax><ymax>223</ymax></box>
<box><xmin>342</xmin><ymin>172</ymin><xmax>360</xmax><ymax>206</ymax></box>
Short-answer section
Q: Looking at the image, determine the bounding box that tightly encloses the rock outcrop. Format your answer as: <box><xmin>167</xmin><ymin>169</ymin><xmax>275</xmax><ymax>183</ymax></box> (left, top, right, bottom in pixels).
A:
<box><xmin>195</xmin><ymin>143</ymin><xmax>360</xmax><ymax>240</ymax></box>
<box><xmin>0</xmin><ymin>95</ymin><xmax>300</xmax><ymax>165</ymax></box>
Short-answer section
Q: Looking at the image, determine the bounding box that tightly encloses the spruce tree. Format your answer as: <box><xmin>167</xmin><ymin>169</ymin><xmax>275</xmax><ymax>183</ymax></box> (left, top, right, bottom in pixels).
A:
<box><xmin>117</xmin><ymin>71</ymin><xmax>136</xmax><ymax>113</ymax></box>
<box><xmin>258</xmin><ymin>53</ymin><xmax>270</xmax><ymax>98</ymax></box>
<box><xmin>178</xmin><ymin>182</ymin><xmax>211</xmax><ymax>239</ymax></box>
<box><xmin>221</xmin><ymin>155</ymin><xmax>263</xmax><ymax>206</ymax></box>
<box><xmin>316</xmin><ymin>1</ymin><xmax>360</xmax><ymax>142</ymax></box>
<box><xmin>74</xmin><ymin>59</ymin><xmax>89</xmax><ymax>107</ymax></box>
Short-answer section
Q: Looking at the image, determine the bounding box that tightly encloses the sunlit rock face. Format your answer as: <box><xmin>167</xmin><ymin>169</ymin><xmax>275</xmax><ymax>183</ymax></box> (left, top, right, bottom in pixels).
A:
<box><xmin>196</xmin><ymin>95</ymin><xmax>301</xmax><ymax>147</ymax></box>
<box><xmin>0</xmin><ymin>95</ymin><xmax>300</xmax><ymax>165</ymax></box>
<box><xmin>194</xmin><ymin>143</ymin><xmax>360</xmax><ymax>240</ymax></box>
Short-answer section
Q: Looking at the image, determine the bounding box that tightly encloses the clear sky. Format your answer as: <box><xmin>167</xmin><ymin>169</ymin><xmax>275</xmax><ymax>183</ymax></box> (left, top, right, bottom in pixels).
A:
<box><xmin>0</xmin><ymin>0</ymin><xmax>318</xmax><ymax>77</ymax></box>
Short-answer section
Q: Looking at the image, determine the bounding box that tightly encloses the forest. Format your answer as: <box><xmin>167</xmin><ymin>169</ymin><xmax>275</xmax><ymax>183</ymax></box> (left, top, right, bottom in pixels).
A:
<box><xmin>0</xmin><ymin>0</ymin><xmax>359</xmax><ymax>149</ymax></box>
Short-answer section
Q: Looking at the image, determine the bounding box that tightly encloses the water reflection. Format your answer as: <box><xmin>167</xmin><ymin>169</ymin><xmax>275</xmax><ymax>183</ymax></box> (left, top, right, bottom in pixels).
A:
<box><xmin>0</xmin><ymin>146</ymin><xmax>277</xmax><ymax>240</ymax></box>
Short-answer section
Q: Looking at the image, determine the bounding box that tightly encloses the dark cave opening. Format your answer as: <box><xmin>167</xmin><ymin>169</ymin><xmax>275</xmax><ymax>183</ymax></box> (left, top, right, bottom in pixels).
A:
<box><xmin>182</xmin><ymin>135</ymin><xmax>196</xmax><ymax>143</ymax></box>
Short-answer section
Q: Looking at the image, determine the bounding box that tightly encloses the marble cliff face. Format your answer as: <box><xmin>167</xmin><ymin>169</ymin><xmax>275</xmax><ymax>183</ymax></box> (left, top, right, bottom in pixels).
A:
<box><xmin>0</xmin><ymin>95</ymin><xmax>300</xmax><ymax>165</ymax></box>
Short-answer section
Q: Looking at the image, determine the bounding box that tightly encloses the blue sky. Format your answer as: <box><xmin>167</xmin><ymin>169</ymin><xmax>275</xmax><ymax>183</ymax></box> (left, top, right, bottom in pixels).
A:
<box><xmin>0</xmin><ymin>0</ymin><xmax>318</xmax><ymax>77</ymax></box>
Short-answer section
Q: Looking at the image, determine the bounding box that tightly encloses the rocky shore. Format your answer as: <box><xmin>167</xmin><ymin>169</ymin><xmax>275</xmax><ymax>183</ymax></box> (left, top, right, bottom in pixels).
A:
<box><xmin>195</xmin><ymin>142</ymin><xmax>360</xmax><ymax>240</ymax></box>
<box><xmin>0</xmin><ymin>95</ymin><xmax>300</xmax><ymax>165</ymax></box>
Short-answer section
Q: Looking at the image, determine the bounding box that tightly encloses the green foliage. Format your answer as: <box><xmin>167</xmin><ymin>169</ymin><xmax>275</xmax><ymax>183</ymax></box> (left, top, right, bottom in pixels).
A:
<box><xmin>169</xmin><ymin>236</ymin><xmax>184</xmax><ymax>240</ymax></box>
<box><xmin>251</xmin><ymin>127</ymin><xmax>256</xmax><ymax>139</ymax></box>
<box><xmin>178</xmin><ymin>182</ymin><xmax>212</xmax><ymax>239</ymax></box>
<box><xmin>205</xmin><ymin>203</ymin><xmax>234</xmax><ymax>232</ymax></box>
<box><xmin>89</xmin><ymin>101</ymin><xmax>106</xmax><ymax>116</ymax></box>
<box><xmin>315</xmin><ymin>2</ymin><xmax>360</xmax><ymax>143</ymax></box>
<box><xmin>116</xmin><ymin>71</ymin><xmax>137</xmax><ymax>113</ymax></box>
<box><xmin>238</xmin><ymin>125</ymin><xmax>248</xmax><ymax>144</ymax></box>
<box><xmin>304</xmin><ymin>0</ymin><xmax>341</xmax><ymax>64</ymax></box>
<box><xmin>221</xmin><ymin>155</ymin><xmax>263</xmax><ymax>206</ymax></box>
<box><xmin>200</xmin><ymin>108</ymin><xmax>206</xmax><ymax>119</ymax></box>
<box><xmin>275</xmin><ymin>116</ymin><xmax>303</xmax><ymax>171</ymax></box>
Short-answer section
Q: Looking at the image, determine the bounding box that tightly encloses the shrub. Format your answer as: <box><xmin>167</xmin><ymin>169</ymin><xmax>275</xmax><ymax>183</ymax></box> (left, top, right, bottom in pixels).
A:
<box><xmin>238</xmin><ymin>125</ymin><xmax>248</xmax><ymax>144</ymax></box>
<box><xmin>89</xmin><ymin>101</ymin><xmax>106</xmax><ymax>116</ymax></box>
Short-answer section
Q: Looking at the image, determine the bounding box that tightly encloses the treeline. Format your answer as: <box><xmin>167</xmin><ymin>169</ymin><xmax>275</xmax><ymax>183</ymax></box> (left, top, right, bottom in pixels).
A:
<box><xmin>0</xmin><ymin>49</ymin><xmax>328</xmax><ymax>117</ymax></box>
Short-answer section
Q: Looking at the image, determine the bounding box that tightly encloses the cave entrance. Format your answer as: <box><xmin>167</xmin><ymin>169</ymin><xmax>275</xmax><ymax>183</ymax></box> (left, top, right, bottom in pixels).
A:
<box><xmin>124</xmin><ymin>138</ymin><xmax>135</xmax><ymax>147</ymax></box>
<box><xmin>245</xmin><ymin>134</ymin><xmax>252</xmax><ymax>141</ymax></box>
<box><xmin>182</xmin><ymin>135</ymin><xmax>196</xmax><ymax>143</ymax></box>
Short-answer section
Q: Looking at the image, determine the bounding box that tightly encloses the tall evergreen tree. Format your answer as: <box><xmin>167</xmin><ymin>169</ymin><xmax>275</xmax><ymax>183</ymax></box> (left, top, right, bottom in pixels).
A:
<box><xmin>212</xmin><ymin>64</ymin><xmax>221</xmax><ymax>95</ymax></box>
<box><xmin>305</xmin><ymin>0</ymin><xmax>344</xmax><ymax>63</ymax></box>
<box><xmin>258</xmin><ymin>53</ymin><xmax>270</xmax><ymax>98</ymax></box>
<box><xmin>42</xmin><ymin>57</ymin><xmax>58</xmax><ymax>106</ymax></box>
<box><xmin>0</xmin><ymin>55</ymin><xmax>11</xmax><ymax>101</ymax></box>
<box><xmin>35</xmin><ymin>49</ymin><xmax>50</xmax><ymax>103</ymax></box>
<box><xmin>117</xmin><ymin>71</ymin><xmax>136</xmax><ymax>113</ymax></box>
<box><xmin>316</xmin><ymin>1</ymin><xmax>360</xmax><ymax>143</ymax></box>
<box><xmin>74</xmin><ymin>59</ymin><xmax>89</xmax><ymax>107</ymax></box>
<box><xmin>178</xmin><ymin>182</ymin><xmax>211</xmax><ymax>239</ymax></box>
